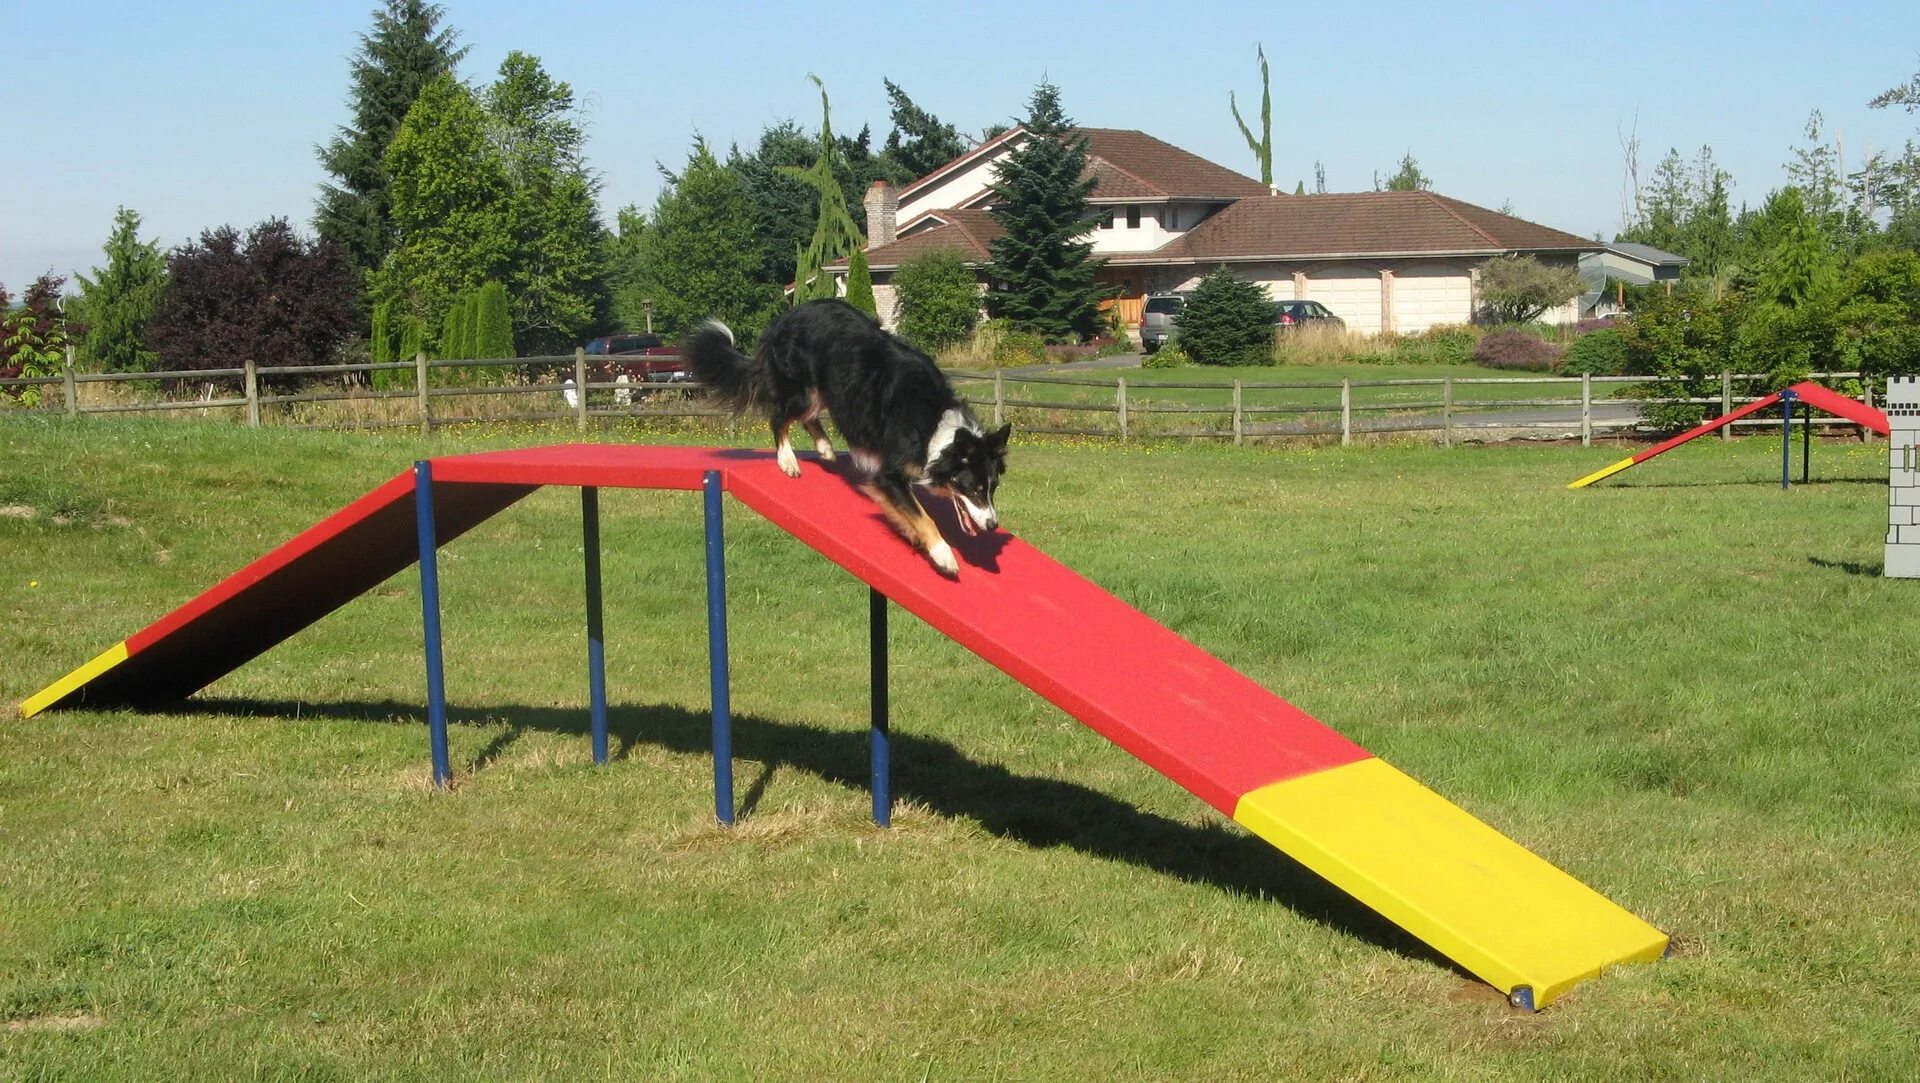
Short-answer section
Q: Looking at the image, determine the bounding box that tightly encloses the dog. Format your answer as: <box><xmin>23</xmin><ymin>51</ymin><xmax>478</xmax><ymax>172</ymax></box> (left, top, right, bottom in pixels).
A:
<box><xmin>683</xmin><ymin>299</ymin><xmax>1009</xmax><ymax>578</ymax></box>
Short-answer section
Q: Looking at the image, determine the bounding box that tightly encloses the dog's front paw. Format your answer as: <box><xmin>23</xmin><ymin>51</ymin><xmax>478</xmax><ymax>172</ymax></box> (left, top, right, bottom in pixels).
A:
<box><xmin>928</xmin><ymin>541</ymin><xmax>960</xmax><ymax>578</ymax></box>
<box><xmin>776</xmin><ymin>446</ymin><xmax>801</xmax><ymax>477</ymax></box>
<box><xmin>813</xmin><ymin>439</ymin><xmax>837</xmax><ymax>462</ymax></box>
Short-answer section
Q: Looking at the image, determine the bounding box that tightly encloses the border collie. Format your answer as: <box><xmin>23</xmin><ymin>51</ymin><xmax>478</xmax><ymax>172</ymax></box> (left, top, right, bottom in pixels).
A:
<box><xmin>683</xmin><ymin>299</ymin><xmax>1010</xmax><ymax>578</ymax></box>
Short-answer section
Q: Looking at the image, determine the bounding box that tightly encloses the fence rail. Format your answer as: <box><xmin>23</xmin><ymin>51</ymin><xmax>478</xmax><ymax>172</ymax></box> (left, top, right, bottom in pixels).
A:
<box><xmin>0</xmin><ymin>350</ymin><xmax>1880</xmax><ymax>449</ymax></box>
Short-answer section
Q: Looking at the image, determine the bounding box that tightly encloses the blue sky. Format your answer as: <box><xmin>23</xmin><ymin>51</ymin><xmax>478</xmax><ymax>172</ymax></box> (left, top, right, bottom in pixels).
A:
<box><xmin>4</xmin><ymin>0</ymin><xmax>1918</xmax><ymax>292</ymax></box>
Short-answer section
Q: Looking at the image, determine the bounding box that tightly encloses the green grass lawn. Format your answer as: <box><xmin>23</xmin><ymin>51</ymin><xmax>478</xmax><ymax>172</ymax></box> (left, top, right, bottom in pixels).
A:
<box><xmin>3</xmin><ymin>418</ymin><xmax>1917</xmax><ymax>1079</ymax></box>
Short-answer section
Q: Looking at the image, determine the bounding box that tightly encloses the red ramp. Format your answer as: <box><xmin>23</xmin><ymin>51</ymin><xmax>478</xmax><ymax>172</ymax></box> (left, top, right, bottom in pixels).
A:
<box><xmin>1569</xmin><ymin>380</ymin><xmax>1887</xmax><ymax>488</ymax></box>
<box><xmin>19</xmin><ymin>444</ymin><xmax>1665</xmax><ymax>1008</ymax></box>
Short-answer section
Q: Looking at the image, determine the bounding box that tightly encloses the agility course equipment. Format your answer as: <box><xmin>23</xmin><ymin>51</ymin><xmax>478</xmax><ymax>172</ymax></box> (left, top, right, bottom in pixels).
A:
<box><xmin>19</xmin><ymin>444</ymin><xmax>1666</xmax><ymax>1009</ymax></box>
<box><xmin>1568</xmin><ymin>380</ymin><xmax>1888</xmax><ymax>489</ymax></box>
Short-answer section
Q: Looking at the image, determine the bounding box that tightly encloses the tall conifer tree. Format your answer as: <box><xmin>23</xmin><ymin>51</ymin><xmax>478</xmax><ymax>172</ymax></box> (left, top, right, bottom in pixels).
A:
<box><xmin>984</xmin><ymin>82</ymin><xmax>1108</xmax><ymax>340</ymax></box>
<box><xmin>315</xmin><ymin>1</ymin><xmax>468</xmax><ymax>280</ymax></box>
<box><xmin>75</xmin><ymin>207</ymin><xmax>167</xmax><ymax>371</ymax></box>
<box><xmin>782</xmin><ymin>76</ymin><xmax>867</xmax><ymax>303</ymax></box>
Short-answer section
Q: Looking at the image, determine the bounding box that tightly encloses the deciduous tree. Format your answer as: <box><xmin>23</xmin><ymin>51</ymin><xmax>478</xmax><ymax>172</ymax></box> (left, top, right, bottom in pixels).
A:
<box><xmin>148</xmin><ymin>220</ymin><xmax>359</xmax><ymax>373</ymax></box>
<box><xmin>1475</xmin><ymin>255</ymin><xmax>1584</xmax><ymax>324</ymax></box>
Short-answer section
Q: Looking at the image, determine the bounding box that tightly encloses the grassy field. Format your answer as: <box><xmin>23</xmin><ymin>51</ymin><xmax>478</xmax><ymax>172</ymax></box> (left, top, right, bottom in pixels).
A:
<box><xmin>3</xmin><ymin>418</ymin><xmax>1916</xmax><ymax>1079</ymax></box>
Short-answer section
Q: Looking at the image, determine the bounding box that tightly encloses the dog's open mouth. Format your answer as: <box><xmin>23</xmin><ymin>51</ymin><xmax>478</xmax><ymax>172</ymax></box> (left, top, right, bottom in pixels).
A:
<box><xmin>951</xmin><ymin>493</ymin><xmax>979</xmax><ymax>537</ymax></box>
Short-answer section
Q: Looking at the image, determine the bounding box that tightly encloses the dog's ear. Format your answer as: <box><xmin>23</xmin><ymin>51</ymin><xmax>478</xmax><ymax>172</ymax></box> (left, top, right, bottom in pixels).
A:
<box><xmin>986</xmin><ymin>424</ymin><xmax>1011</xmax><ymax>450</ymax></box>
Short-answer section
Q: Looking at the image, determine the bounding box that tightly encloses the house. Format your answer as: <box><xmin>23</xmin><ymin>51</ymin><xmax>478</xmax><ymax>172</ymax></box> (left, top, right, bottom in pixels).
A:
<box><xmin>1577</xmin><ymin>242</ymin><xmax>1689</xmax><ymax>317</ymax></box>
<box><xmin>836</xmin><ymin>126</ymin><xmax>1601</xmax><ymax>335</ymax></box>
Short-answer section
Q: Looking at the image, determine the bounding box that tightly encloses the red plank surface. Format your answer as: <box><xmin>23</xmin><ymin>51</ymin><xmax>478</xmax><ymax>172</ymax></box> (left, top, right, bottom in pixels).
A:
<box><xmin>430</xmin><ymin>443</ymin><xmax>751</xmax><ymax>490</ymax></box>
<box><xmin>1627</xmin><ymin>382</ymin><xmax>1884</xmax><ymax>468</ymax></box>
<box><xmin>726</xmin><ymin>458</ymin><xmax>1371</xmax><ymax>812</ymax></box>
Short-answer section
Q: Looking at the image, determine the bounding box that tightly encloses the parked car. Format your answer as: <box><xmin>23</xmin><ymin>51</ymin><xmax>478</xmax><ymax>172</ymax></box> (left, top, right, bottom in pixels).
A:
<box><xmin>1141</xmin><ymin>294</ymin><xmax>1185</xmax><ymax>354</ymax></box>
<box><xmin>1273</xmin><ymin>300</ymin><xmax>1344</xmax><ymax>330</ymax></box>
<box><xmin>582</xmin><ymin>332</ymin><xmax>689</xmax><ymax>382</ymax></box>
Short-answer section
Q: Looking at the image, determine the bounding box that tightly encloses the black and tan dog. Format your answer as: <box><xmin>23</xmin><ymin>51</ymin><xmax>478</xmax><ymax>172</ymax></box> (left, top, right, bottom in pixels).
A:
<box><xmin>684</xmin><ymin>299</ymin><xmax>1009</xmax><ymax>577</ymax></box>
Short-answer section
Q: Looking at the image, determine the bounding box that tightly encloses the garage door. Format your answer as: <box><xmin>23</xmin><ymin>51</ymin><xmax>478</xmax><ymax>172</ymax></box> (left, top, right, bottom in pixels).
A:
<box><xmin>1302</xmin><ymin>265</ymin><xmax>1383</xmax><ymax>334</ymax></box>
<box><xmin>1393</xmin><ymin>264</ymin><xmax>1473</xmax><ymax>334</ymax></box>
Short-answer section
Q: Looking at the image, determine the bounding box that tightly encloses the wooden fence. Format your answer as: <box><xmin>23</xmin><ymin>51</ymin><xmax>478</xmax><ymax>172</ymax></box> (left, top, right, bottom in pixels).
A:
<box><xmin>0</xmin><ymin>351</ymin><xmax>1880</xmax><ymax>449</ymax></box>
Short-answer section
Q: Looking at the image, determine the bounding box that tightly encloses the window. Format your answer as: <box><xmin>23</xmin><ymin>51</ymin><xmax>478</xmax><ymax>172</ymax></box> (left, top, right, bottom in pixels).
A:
<box><xmin>1098</xmin><ymin>209</ymin><xmax>1115</xmax><ymax>230</ymax></box>
<box><xmin>1126</xmin><ymin>205</ymin><xmax>1141</xmax><ymax>229</ymax></box>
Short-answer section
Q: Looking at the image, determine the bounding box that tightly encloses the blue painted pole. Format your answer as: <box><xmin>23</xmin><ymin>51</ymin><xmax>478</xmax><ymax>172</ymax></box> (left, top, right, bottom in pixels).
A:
<box><xmin>1781</xmin><ymin>390</ymin><xmax>1795</xmax><ymax>490</ymax></box>
<box><xmin>703</xmin><ymin>471</ymin><xmax>734</xmax><ymax>825</ymax></box>
<box><xmin>413</xmin><ymin>460</ymin><xmax>451</xmax><ymax>789</ymax></box>
<box><xmin>870</xmin><ymin>587</ymin><xmax>890</xmax><ymax>828</ymax></box>
<box><xmin>583</xmin><ymin>486</ymin><xmax>608</xmax><ymax>765</ymax></box>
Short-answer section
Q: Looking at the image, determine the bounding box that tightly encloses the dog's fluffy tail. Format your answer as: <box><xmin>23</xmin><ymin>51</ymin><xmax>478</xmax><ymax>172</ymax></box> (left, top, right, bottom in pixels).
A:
<box><xmin>683</xmin><ymin>319</ymin><xmax>761</xmax><ymax>412</ymax></box>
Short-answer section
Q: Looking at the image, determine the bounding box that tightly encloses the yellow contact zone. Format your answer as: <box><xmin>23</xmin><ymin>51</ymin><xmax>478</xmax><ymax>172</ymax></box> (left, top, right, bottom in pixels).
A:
<box><xmin>1567</xmin><ymin>456</ymin><xmax>1637</xmax><ymax>490</ymax></box>
<box><xmin>17</xmin><ymin>641</ymin><xmax>130</xmax><ymax>720</ymax></box>
<box><xmin>1232</xmin><ymin>758</ymin><xmax>1666</xmax><ymax>1008</ymax></box>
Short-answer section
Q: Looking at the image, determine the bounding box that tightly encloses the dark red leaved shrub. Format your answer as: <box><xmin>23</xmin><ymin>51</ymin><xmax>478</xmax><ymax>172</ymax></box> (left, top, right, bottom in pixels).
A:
<box><xmin>1472</xmin><ymin>328</ymin><xmax>1565</xmax><ymax>371</ymax></box>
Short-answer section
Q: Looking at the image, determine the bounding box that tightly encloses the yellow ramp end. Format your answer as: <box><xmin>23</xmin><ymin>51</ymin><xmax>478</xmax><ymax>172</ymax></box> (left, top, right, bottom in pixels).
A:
<box><xmin>18</xmin><ymin>642</ymin><xmax>130</xmax><ymax>720</ymax></box>
<box><xmin>1567</xmin><ymin>456</ymin><xmax>1637</xmax><ymax>490</ymax></box>
<box><xmin>1233</xmin><ymin>758</ymin><xmax>1666</xmax><ymax>1008</ymax></box>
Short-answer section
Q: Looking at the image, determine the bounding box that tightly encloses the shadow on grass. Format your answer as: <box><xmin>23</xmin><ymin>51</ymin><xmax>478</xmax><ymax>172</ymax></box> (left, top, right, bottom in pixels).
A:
<box><xmin>1611</xmin><ymin>476</ymin><xmax>1883</xmax><ymax>490</ymax></box>
<box><xmin>1807</xmin><ymin>555</ymin><xmax>1885</xmax><ymax>577</ymax></box>
<box><xmin>189</xmin><ymin>694</ymin><xmax>1449</xmax><ymax>972</ymax></box>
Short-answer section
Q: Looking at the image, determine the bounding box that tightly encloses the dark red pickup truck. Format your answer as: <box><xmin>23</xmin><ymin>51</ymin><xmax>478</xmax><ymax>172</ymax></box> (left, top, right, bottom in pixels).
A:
<box><xmin>583</xmin><ymin>333</ymin><xmax>688</xmax><ymax>382</ymax></box>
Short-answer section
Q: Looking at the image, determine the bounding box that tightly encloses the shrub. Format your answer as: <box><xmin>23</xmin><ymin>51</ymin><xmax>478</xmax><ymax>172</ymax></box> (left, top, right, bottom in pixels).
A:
<box><xmin>1476</xmin><ymin>255</ymin><xmax>1585</xmax><ymax>324</ymax></box>
<box><xmin>1407</xmin><ymin>324</ymin><xmax>1479</xmax><ymax>365</ymax></box>
<box><xmin>1561</xmin><ymin>327</ymin><xmax>1629</xmax><ymax>376</ymax></box>
<box><xmin>1177</xmin><ymin>268</ymin><xmax>1275</xmax><ymax>365</ymax></box>
<box><xmin>1142</xmin><ymin>343</ymin><xmax>1191</xmax><ymax>369</ymax></box>
<box><xmin>893</xmin><ymin>250</ymin><xmax>980</xmax><ymax>351</ymax></box>
<box><xmin>1471</xmin><ymin>327</ymin><xmax>1563</xmax><ymax>371</ymax></box>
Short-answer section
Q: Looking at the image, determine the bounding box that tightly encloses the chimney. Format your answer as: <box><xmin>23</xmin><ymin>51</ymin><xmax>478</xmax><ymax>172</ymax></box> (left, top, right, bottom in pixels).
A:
<box><xmin>863</xmin><ymin>181</ymin><xmax>898</xmax><ymax>249</ymax></box>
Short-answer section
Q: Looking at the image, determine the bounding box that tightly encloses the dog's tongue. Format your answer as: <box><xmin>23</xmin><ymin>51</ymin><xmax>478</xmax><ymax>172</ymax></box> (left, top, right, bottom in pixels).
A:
<box><xmin>952</xmin><ymin>494</ymin><xmax>978</xmax><ymax>537</ymax></box>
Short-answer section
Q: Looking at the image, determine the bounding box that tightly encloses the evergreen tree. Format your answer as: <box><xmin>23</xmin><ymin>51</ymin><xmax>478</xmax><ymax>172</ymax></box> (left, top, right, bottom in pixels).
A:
<box><xmin>371</xmin><ymin>300</ymin><xmax>394</xmax><ymax>363</ymax></box>
<box><xmin>845</xmin><ymin>250</ymin><xmax>877</xmax><ymax>317</ymax></box>
<box><xmin>74</xmin><ymin>207</ymin><xmax>167</xmax><ymax>372</ymax></box>
<box><xmin>1176</xmin><ymin>268</ymin><xmax>1274</xmax><ymax>365</ymax></box>
<box><xmin>1229</xmin><ymin>44</ymin><xmax>1273</xmax><ymax>186</ymax></box>
<box><xmin>607</xmin><ymin>204</ymin><xmax>655</xmax><ymax>330</ymax></box>
<box><xmin>879</xmin><ymin>78</ymin><xmax>964</xmax><ymax>180</ymax></box>
<box><xmin>732</xmin><ymin>121</ymin><xmax>827</xmax><ymax>290</ymax></box>
<box><xmin>636</xmin><ymin>140</ymin><xmax>782</xmax><ymax>338</ymax></box>
<box><xmin>783</xmin><ymin>76</ymin><xmax>867</xmax><ymax>303</ymax></box>
<box><xmin>441</xmin><ymin>291</ymin><xmax>471</xmax><ymax>359</ymax></box>
<box><xmin>315</xmin><ymin>0</ymin><xmax>467</xmax><ymax>280</ymax></box>
<box><xmin>473</xmin><ymin>280</ymin><xmax>515</xmax><ymax>358</ymax></box>
<box><xmin>1379</xmin><ymin>151</ymin><xmax>1431</xmax><ymax>191</ymax></box>
<box><xmin>984</xmin><ymin>82</ymin><xmax>1108</xmax><ymax>340</ymax></box>
<box><xmin>1754</xmin><ymin>187</ymin><xmax>1838</xmax><ymax>306</ymax></box>
<box><xmin>375</xmin><ymin>73</ymin><xmax>511</xmax><ymax>352</ymax></box>
<box><xmin>398</xmin><ymin>315</ymin><xmax>425</xmax><ymax>361</ymax></box>
<box><xmin>486</xmin><ymin>52</ymin><xmax>608</xmax><ymax>352</ymax></box>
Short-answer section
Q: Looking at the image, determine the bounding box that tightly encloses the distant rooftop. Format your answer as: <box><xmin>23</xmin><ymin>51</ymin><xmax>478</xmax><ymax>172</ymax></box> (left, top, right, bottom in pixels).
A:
<box><xmin>1601</xmin><ymin>242</ymin><xmax>1690</xmax><ymax>266</ymax></box>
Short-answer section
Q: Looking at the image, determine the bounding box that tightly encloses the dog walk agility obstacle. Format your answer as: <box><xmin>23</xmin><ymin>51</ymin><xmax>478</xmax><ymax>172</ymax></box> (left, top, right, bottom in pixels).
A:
<box><xmin>19</xmin><ymin>444</ymin><xmax>1666</xmax><ymax>1009</ymax></box>
<box><xmin>1567</xmin><ymin>380</ymin><xmax>1889</xmax><ymax>489</ymax></box>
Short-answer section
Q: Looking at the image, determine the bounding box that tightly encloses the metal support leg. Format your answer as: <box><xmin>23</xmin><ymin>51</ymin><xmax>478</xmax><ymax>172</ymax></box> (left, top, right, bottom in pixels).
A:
<box><xmin>703</xmin><ymin>471</ymin><xmax>734</xmax><ymax>825</ymax></box>
<box><xmin>1802</xmin><ymin>405</ymin><xmax>1812</xmax><ymax>484</ymax></box>
<box><xmin>870</xmin><ymin>588</ymin><xmax>890</xmax><ymax>828</ymax></box>
<box><xmin>583</xmin><ymin>487</ymin><xmax>608</xmax><ymax>765</ymax></box>
<box><xmin>414</xmin><ymin>461</ymin><xmax>451</xmax><ymax>789</ymax></box>
<box><xmin>1781</xmin><ymin>391</ymin><xmax>1795</xmax><ymax>490</ymax></box>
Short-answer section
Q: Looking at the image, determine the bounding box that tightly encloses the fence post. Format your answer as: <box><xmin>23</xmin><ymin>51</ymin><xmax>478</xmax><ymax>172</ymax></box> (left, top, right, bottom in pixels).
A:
<box><xmin>1116</xmin><ymin>377</ymin><xmax>1128</xmax><ymax>440</ymax></box>
<box><xmin>63</xmin><ymin>348</ymin><xmax>78</xmax><ymax>419</ymax></box>
<box><xmin>1443</xmin><ymin>378</ymin><xmax>1454</xmax><ymax>447</ymax></box>
<box><xmin>415</xmin><ymin>351</ymin><xmax>431</xmax><ymax>436</ymax></box>
<box><xmin>1580</xmin><ymin>373</ymin><xmax>1592</xmax><ymax>447</ymax></box>
<box><xmin>993</xmin><ymin>370</ymin><xmax>1005</xmax><ymax>428</ymax></box>
<box><xmin>244</xmin><ymin>359</ymin><xmax>260</xmax><ymax>429</ymax></box>
<box><xmin>574</xmin><ymin>347</ymin><xmax>589</xmax><ymax>432</ymax></box>
<box><xmin>1232</xmin><ymin>379</ymin><xmax>1244</xmax><ymax>446</ymax></box>
<box><xmin>1720</xmin><ymin>371</ymin><xmax>1733</xmax><ymax>441</ymax></box>
<box><xmin>1340</xmin><ymin>379</ymin><xmax>1351</xmax><ymax>446</ymax></box>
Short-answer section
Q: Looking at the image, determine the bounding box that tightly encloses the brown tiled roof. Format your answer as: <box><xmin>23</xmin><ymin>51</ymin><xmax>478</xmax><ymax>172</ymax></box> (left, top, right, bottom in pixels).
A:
<box><xmin>831</xmin><ymin>208</ymin><xmax>1004</xmax><ymax>271</ymax></box>
<box><xmin>895</xmin><ymin>126</ymin><xmax>1269</xmax><ymax>209</ymax></box>
<box><xmin>1135</xmin><ymin>191</ymin><xmax>1595</xmax><ymax>263</ymax></box>
<box><xmin>1079</xmin><ymin>129</ymin><xmax>1270</xmax><ymax>201</ymax></box>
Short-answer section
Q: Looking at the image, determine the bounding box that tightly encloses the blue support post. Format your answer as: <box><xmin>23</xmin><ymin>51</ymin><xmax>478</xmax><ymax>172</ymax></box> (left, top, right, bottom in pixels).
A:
<box><xmin>583</xmin><ymin>486</ymin><xmax>608</xmax><ymax>765</ymax></box>
<box><xmin>1782</xmin><ymin>389</ymin><xmax>1796</xmax><ymax>490</ymax></box>
<box><xmin>703</xmin><ymin>471</ymin><xmax>734</xmax><ymax>825</ymax></box>
<box><xmin>413</xmin><ymin>460</ymin><xmax>451</xmax><ymax>789</ymax></box>
<box><xmin>870</xmin><ymin>587</ymin><xmax>891</xmax><ymax>828</ymax></box>
<box><xmin>1802</xmin><ymin>400</ymin><xmax>1812</xmax><ymax>484</ymax></box>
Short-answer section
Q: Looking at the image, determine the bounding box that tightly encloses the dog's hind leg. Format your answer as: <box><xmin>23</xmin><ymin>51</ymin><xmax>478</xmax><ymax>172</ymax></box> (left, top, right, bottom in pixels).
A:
<box><xmin>801</xmin><ymin>418</ymin><xmax>836</xmax><ymax>463</ymax></box>
<box><xmin>863</xmin><ymin>471</ymin><xmax>958</xmax><ymax>578</ymax></box>
<box><xmin>772</xmin><ymin>418</ymin><xmax>801</xmax><ymax>477</ymax></box>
